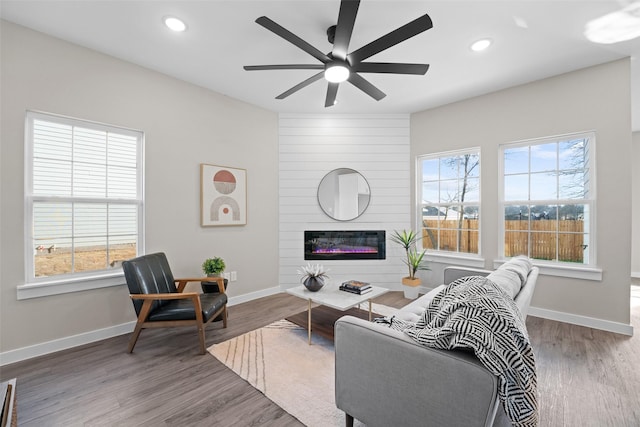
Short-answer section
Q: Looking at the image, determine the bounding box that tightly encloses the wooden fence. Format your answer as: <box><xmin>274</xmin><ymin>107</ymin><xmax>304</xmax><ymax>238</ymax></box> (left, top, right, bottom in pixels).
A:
<box><xmin>422</xmin><ymin>219</ymin><xmax>478</xmax><ymax>254</ymax></box>
<box><xmin>422</xmin><ymin>219</ymin><xmax>585</xmax><ymax>262</ymax></box>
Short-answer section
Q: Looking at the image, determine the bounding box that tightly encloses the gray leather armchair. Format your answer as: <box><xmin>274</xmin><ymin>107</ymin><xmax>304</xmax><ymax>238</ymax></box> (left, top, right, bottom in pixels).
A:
<box><xmin>123</xmin><ymin>252</ymin><xmax>228</xmax><ymax>354</ymax></box>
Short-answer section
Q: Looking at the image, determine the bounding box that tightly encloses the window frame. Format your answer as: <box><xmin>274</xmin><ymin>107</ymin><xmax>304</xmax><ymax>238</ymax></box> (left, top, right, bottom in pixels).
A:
<box><xmin>20</xmin><ymin>111</ymin><xmax>145</xmax><ymax>299</ymax></box>
<box><xmin>416</xmin><ymin>147</ymin><xmax>482</xmax><ymax>263</ymax></box>
<box><xmin>498</xmin><ymin>131</ymin><xmax>601</xmax><ymax>280</ymax></box>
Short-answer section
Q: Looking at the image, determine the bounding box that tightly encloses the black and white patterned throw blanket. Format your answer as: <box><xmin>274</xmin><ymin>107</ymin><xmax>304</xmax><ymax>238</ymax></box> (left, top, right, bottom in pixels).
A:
<box><xmin>376</xmin><ymin>276</ymin><xmax>538</xmax><ymax>427</ymax></box>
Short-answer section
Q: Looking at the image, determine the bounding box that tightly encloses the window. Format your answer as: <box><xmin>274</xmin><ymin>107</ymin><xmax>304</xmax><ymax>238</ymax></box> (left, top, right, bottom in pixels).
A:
<box><xmin>25</xmin><ymin>111</ymin><xmax>144</xmax><ymax>286</ymax></box>
<box><xmin>418</xmin><ymin>149</ymin><xmax>480</xmax><ymax>255</ymax></box>
<box><xmin>500</xmin><ymin>132</ymin><xmax>594</xmax><ymax>266</ymax></box>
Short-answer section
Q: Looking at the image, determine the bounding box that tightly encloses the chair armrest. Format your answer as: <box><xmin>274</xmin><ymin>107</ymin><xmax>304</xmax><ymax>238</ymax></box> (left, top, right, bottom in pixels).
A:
<box><xmin>174</xmin><ymin>277</ymin><xmax>226</xmax><ymax>293</ymax></box>
<box><xmin>130</xmin><ymin>292</ymin><xmax>200</xmax><ymax>301</ymax></box>
<box><xmin>335</xmin><ymin>316</ymin><xmax>499</xmax><ymax>427</ymax></box>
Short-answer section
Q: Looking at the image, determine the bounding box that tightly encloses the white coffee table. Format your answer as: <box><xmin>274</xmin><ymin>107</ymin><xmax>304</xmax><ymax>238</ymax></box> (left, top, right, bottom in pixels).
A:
<box><xmin>286</xmin><ymin>282</ymin><xmax>389</xmax><ymax>344</ymax></box>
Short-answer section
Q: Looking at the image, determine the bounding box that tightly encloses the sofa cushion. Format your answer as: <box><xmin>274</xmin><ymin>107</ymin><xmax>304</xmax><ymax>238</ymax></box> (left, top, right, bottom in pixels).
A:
<box><xmin>501</xmin><ymin>255</ymin><xmax>532</xmax><ymax>286</ymax></box>
<box><xmin>487</xmin><ymin>256</ymin><xmax>533</xmax><ymax>299</ymax></box>
<box><xmin>394</xmin><ymin>285</ymin><xmax>445</xmax><ymax>322</ymax></box>
<box><xmin>486</xmin><ymin>268</ymin><xmax>521</xmax><ymax>299</ymax></box>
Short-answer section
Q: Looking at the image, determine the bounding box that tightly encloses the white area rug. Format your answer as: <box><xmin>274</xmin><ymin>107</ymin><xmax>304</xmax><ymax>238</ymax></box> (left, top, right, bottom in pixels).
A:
<box><xmin>207</xmin><ymin>303</ymin><xmax>396</xmax><ymax>427</ymax></box>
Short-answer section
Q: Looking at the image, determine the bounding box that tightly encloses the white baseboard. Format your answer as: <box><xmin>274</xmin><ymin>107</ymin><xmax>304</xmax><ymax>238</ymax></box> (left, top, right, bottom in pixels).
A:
<box><xmin>528</xmin><ymin>306</ymin><xmax>634</xmax><ymax>336</ymax></box>
<box><xmin>227</xmin><ymin>286</ymin><xmax>282</xmax><ymax>306</ymax></box>
<box><xmin>0</xmin><ymin>321</ymin><xmax>136</xmax><ymax>366</ymax></box>
<box><xmin>0</xmin><ymin>286</ymin><xmax>284</xmax><ymax>367</ymax></box>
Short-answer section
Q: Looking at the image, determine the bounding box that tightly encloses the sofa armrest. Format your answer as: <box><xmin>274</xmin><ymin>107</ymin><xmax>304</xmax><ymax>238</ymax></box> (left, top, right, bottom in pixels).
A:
<box><xmin>444</xmin><ymin>266</ymin><xmax>492</xmax><ymax>285</ymax></box>
<box><xmin>335</xmin><ymin>316</ymin><xmax>500</xmax><ymax>427</ymax></box>
<box><xmin>514</xmin><ymin>267</ymin><xmax>538</xmax><ymax>317</ymax></box>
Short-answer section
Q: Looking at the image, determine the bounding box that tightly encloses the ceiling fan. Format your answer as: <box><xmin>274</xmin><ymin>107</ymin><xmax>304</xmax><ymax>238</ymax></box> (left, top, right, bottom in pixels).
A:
<box><xmin>243</xmin><ymin>0</ymin><xmax>433</xmax><ymax>107</ymax></box>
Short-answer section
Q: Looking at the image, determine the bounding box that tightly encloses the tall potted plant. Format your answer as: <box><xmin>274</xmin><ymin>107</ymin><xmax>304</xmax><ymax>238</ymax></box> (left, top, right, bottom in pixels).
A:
<box><xmin>390</xmin><ymin>230</ymin><xmax>429</xmax><ymax>299</ymax></box>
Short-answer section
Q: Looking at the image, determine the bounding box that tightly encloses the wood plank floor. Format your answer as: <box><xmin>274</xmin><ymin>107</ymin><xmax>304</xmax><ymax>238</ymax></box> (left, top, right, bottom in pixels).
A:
<box><xmin>1</xmin><ymin>289</ymin><xmax>638</xmax><ymax>426</ymax></box>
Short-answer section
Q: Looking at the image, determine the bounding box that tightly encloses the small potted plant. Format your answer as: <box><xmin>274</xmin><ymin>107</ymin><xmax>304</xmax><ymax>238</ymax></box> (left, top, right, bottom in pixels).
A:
<box><xmin>202</xmin><ymin>257</ymin><xmax>225</xmax><ymax>276</ymax></box>
<box><xmin>201</xmin><ymin>257</ymin><xmax>226</xmax><ymax>294</ymax></box>
<box><xmin>391</xmin><ymin>230</ymin><xmax>430</xmax><ymax>299</ymax></box>
<box><xmin>297</xmin><ymin>263</ymin><xmax>329</xmax><ymax>292</ymax></box>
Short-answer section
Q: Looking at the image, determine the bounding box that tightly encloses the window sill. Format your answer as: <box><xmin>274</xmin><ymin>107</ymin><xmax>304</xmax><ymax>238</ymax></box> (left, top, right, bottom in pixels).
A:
<box><xmin>17</xmin><ymin>272</ymin><xmax>126</xmax><ymax>300</ymax></box>
<box><xmin>425</xmin><ymin>252</ymin><xmax>486</xmax><ymax>268</ymax></box>
<box><xmin>492</xmin><ymin>259</ymin><xmax>603</xmax><ymax>281</ymax></box>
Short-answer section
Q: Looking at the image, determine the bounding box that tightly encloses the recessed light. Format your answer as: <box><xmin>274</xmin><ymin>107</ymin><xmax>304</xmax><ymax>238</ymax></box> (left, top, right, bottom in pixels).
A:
<box><xmin>164</xmin><ymin>16</ymin><xmax>187</xmax><ymax>32</ymax></box>
<box><xmin>470</xmin><ymin>38</ymin><xmax>492</xmax><ymax>52</ymax></box>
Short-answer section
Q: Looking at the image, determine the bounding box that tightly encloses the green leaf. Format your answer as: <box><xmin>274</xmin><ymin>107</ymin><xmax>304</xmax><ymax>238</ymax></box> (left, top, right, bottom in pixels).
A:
<box><xmin>392</xmin><ymin>229</ymin><xmax>428</xmax><ymax>279</ymax></box>
<box><xmin>202</xmin><ymin>257</ymin><xmax>226</xmax><ymax>275</ymax></box>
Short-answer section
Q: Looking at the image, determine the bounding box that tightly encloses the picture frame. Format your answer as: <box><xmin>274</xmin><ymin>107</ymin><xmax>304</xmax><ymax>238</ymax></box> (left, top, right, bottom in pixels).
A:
<box><xmin>200</xmin><ymin>163</ymin><xmax>247</xmax><ymax>226</ymax></box>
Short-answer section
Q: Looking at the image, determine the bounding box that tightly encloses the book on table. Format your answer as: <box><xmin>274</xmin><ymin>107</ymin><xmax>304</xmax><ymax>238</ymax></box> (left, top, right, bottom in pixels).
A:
<box><xmin>340</xmin><ymin>280</ymin><xmax>372</xmax><ymax>294</ymax></box>
<box><xmin>340</xmin><ymin>286</ymin><xmax>373</xmax><ymax>295</ymax></box>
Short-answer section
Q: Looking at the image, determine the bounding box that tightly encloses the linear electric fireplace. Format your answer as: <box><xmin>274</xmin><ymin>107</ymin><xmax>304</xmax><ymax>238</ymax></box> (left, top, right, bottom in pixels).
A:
<box><xmin>304</xmin><ymin>230</ymin><xmax>386</xmax><ymax>260</ymax></box>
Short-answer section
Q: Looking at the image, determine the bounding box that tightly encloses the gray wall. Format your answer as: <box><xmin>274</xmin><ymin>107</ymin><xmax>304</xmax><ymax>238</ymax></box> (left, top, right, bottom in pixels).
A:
<box><xmin>0</xmin><ymin>21</ymin><xmax>279</xmax><ymax>354</ymax></box>
<box><xmin>412</xmin><ymin>59</ymin><xmax>632</xmax><ymax>328</ymax></box>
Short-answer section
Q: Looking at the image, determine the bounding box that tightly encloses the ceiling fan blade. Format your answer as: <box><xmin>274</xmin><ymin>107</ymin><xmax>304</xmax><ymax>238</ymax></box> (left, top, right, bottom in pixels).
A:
<box><xmin>352</xmin><ymin>62</ymin><xmax>429</xmax><ymax>75</ymax></box>
<box><xmin>275</xmin><ymin>71</ymin><xmax>325</xmax><ymax>99</ymax></box>
<box><xmin>348</xmin><ymin>13</ymin><xmax>433</xmax><ymax>64</ymax></box>
<box><xmin>348</xmin><ymin>73</ymin><xmax>386</xmax><ymax>101</ymax></box>
<box><xmin>255</xmin><ymin>16</ymin><xmax>330</xmax><ymax>64</ymax></box>
<box><xmin>325</xmin><ymin>82</ymin><xmax>339</xmax><ymax>107</ymax></box>
<box><xmin>244</xmin><ymin>64</ymin><xmax>324</xmax><ymax>71</ymax></box>
<box><xmin>332</xmin><ymin>0</ymin><xmax>360</xmax><ymax>60</ymax></box>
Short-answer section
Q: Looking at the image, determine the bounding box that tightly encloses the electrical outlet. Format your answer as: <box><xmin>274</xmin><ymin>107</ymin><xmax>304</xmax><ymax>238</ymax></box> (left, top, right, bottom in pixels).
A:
<box><xmin>230</xmin><ymin>271</ymin><xmax>237</xmax><ymax>281</ymax></box>
<box><xmin>222</xmin><ymin>272</ymin><xmax>231</xmax><ymax>280</ymax></box>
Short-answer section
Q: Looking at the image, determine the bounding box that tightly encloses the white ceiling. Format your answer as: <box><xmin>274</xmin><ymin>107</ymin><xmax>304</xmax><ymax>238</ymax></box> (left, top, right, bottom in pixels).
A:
<box><xmin>2</xmin><ymin>1</ymin><xmax>639</xmax><ymax>130</ymax></box>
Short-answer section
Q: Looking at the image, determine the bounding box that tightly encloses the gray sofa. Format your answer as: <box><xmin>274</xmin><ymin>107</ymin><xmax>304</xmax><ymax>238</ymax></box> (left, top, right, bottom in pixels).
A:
<box><xmin>335</xmin><ymin>258</ymin><xmax>539</xmax><ymax>427</ymax></box>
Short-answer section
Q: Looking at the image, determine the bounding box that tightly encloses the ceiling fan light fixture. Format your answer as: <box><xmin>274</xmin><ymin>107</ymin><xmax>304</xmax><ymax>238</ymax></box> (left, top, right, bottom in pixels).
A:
<box><xmin>244</xmin><ymin>2</ymin><xmax>433</xmax><ymax>106</ymax></box>
<box><xmin>324</xmin><ymin>64</ymin><xmax>350</xmax><ymax>83</ymax></box>
<box><xmin>584</xmin><ymin>2</ymin><xmax>640</xmax><ymax>44</ymax></box>
<box><xmin>470</xmin><ymin>38</ymin><xmax>492</xmax><ymax>52</ymax></box>
<box><xmin>163</xmin><ymin>16</ymin><xmax>187</xmax><ymax>32</ymax></box>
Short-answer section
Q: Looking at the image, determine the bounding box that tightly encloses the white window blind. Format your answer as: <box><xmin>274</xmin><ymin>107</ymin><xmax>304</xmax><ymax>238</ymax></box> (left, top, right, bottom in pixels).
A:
<box><xmin>25</xmin><ymin>111</ymin><xmax>144</xmax><ymax>284</ymax></box>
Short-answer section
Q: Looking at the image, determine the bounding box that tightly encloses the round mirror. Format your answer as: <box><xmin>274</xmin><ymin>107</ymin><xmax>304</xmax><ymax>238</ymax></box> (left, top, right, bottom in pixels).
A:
<box><xmin>317</xmin><ymin>168</ymin><xmax>371</xmax><ymax>221</ymax></box>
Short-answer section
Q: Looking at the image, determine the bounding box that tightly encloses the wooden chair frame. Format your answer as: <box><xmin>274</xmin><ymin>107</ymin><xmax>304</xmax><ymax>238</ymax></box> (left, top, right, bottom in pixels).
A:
<box><xmin>128</xmin><ymin>277</ymin><xmax>227</xmax><ymax>355</ymax></box>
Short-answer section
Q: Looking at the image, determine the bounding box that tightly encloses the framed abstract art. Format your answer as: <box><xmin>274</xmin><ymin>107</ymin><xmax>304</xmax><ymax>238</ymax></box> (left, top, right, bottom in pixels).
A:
<box><xmin>200</xmin><ymin>163</ymin><xmax>247</xmax><ymax>226</ymax></box>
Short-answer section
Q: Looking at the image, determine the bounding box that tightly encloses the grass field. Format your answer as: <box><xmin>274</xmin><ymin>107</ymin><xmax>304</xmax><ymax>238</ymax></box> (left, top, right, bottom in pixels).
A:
<box><xmin>35</xmin><ymin>245</ymin><xmax>136</xmax><ymax>277</ymax></box>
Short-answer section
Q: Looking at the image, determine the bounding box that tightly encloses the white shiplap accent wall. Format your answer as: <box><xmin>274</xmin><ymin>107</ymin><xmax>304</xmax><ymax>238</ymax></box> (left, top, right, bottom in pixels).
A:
<box><xmin>279</xmin><ymin>114</ymin><xmax>411</xmax><ymax>290</ymax></box>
